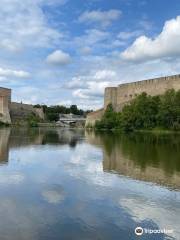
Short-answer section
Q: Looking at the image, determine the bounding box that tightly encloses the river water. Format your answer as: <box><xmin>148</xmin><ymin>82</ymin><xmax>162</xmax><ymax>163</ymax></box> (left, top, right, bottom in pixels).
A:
<box><xmin>0</xmin><ymin>128</ymin><xmax>179</xmax><ymax>240</ymax></box>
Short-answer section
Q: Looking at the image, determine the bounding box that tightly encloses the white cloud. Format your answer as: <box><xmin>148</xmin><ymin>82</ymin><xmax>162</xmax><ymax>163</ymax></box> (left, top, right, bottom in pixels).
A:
<box><xmin>78</xmin><ymin>9</ymin><xmax>122</xmax><ymax>28</ymax></box>
<box><xmin>74</xmin><ymin>29</ymin><xmax>110</xmax><ymax>47</ymax></box>
<box><xmin>0</xmin><ymin>0</ymin><xmax>63</xmax><ymax>52</ymax></box>
<box><xmin>118</xmin><ymin>30</ymin><xmax>143</xmax><ymax>40</ymax></box>
<box><xmin>42</xmin><ymin>190</ymin><xmax>65</xmax><ymax>204</ymax></box>
<box><xmin>39</xmin><ymin>0</ymin><xmax>68</xmax><ymax>6</ymax></box>
<box><xmin>0</xmin><ymin>67</ymin><xmax>30</xmax><ymax>78</ymax></box>
<box><xmin>120</xmin><ymin>197</ymin><xmax>179</xmax><ymax>239</ymax></box>
<box><xmin>0</xmin><ymin>173</ymin><xmax>24</xmax><ymax>184</ymax></box>
<box><xmin>69</xmin><ymin>70</ymin><xmax>117</xmax><ymax>100</ymax></box>
<box><xmin>80</xmin><ymin>46</ymin><xmax>92</xmax><ymax>55</ymax></box>
<box><xmin>46</xmin><ymin>50</ymin><xmax>71</xmax><ymax>65</ymax></box>
<box><xmin>73</xmin><ymin>81</ymin><xmax>111</xmax><ymax>99</ymax></box>
<box><xmin>138</xmin><ymin>19</ymin><xmax>152</xmax><ymax>31</ymax></box>
<box><xmin>57</xmin><ymin>100</ymin><xmax>72</xmax><ymax>106</ymax></box>
<box><xmin>65</xmin><ymin>77</ymin><xmax>87</xmax><ymax>90</ymax></box>
<box><xmin>94</xmin><ymin>70</ymin><xmax>117</xmax><ymax>80</ymax></box>
<box><xmin>121</xmin><ymin>16</ymin><xmax>180</xmax><ymax>62</ymax></box>
<box><xmin>65</xmin><ymin>70</ymin><xmax>116</xmax><ymax>91</ymax></box>
<box><xmin>14</xmin><ymin>86</ymin><xmax>41</xmax><ymax>104</ymax></box>
<box><xmin>63</xmin><ymin>70</ymin><xmax>117</xmax><ymax>108</ymax></box>
<box><xmin>111</xmin><ymin>40</ymin><xmax>127</xmax><ymax>47</ymax></box>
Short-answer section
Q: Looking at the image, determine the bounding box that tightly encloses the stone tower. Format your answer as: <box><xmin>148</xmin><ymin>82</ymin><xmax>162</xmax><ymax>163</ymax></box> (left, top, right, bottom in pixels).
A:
<box><xmin>0</xmin><ymin>87</ymin><xmax>11</xmax><ymax>124</ymax></box>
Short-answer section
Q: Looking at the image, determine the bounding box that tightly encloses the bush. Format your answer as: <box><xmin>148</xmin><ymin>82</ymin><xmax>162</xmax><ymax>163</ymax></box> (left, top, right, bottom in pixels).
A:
<box><xmin>0</xmin><ymin>121</ymin><xmax>10</xmax><ymax>127</ymax></box>
<box><xmin>26</xmin><ymin>113</ymin><xmax>41</xmax><ymax>127</ymax></box>
<box><xmin>33</xmin><ymin>104</ymin><xmax>42</xmax><ymax>108</ymax></box>
<box><xmin>46</xmin><ymin>112</ymin><xmax>59</xmax><ymax>122</ymax></box>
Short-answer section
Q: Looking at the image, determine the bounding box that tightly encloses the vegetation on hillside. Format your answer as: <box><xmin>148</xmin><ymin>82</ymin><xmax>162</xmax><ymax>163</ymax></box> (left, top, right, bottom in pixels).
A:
<box><xmin>34</xmin><ymin>104</ymin><xmax>92</xmax><ymax>122</ymax></box>
<box><xmin>95</xmin><ymin>89</ymin><xmax>180</xmax><ymax>132</ymax></box>
<box><xmin>26</xmin><ymin>113</ymin><xmax>42</xmax><ymax>127</ymax></box>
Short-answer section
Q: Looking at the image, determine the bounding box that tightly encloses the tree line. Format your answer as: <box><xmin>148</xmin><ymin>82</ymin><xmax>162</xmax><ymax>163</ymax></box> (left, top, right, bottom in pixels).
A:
<box><xmin>95</xmin><ymin>89</ymin><xmax>180</xmax><ymax>131</ymax></box>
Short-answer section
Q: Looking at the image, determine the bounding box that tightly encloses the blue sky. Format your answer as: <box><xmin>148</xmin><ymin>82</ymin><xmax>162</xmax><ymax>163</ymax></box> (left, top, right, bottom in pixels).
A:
<box><xmin>0</xmin><ymin>0</ymin><xmax>180</xmax><ymax>109</ymax></box>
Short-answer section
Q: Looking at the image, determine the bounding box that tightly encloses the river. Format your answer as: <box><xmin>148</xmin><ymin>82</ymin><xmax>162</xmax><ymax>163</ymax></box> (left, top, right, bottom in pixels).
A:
<box><xmin>0</xmin><ymin>128</ymin><xmax>179</xmax><ymax>240</ymax></box>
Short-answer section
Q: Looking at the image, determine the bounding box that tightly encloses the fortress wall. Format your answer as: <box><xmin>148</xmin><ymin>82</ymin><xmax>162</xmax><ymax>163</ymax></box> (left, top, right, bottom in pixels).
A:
<box><xmin>85</xmin><ymin>108</ymin><xmax>104</xmax><ymax>127</ymax></box>
<box><xmin>104</xmin><ymin>74</ymin><xmax>180</xmax><ymax>111</ymax></box>
<box><xmin>0</xmin><ymin>87</ymin><xmax>46</xmax><ymax>124</ymax></box>
<box><xmin>10</xmin><ymin>102</ymin><xmax>44</xmax><ymax>123</ymax></box>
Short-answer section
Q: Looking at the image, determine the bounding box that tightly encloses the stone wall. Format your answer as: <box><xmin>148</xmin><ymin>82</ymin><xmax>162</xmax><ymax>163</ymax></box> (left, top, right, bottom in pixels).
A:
<box><xmin>0</xmin><ymin>87</ymin><xmax>46</xmax><ymax>124</ymax></box>
<box><xmin>105</xmin><ymin>74</ymin><xmax>180</xmax><ymax>111</ymax></box>
<box><xmin>85</xmin><ymin>108</ymin><xmax>104</xmax><ymax>127</ymax></box>
<box><xmin>10</xmin><ymin>102</ymin><xmax>45</xmax><ymax>123</ymax></box>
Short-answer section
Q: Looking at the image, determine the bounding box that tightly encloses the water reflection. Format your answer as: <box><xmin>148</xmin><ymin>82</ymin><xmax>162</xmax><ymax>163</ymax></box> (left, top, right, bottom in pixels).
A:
<box><xmin>0</xmin><ymin>128</ymin><xmax>84</xmax><ymax>162</ymax></box>
<box><xmin>0</xmin><ymin>128</ymin><xmax>10</xmax><ymax>164</ymax></box>
<box><xmin>10</xmin><ymin>128</ymin><xmax>84</xmax><ymax>147</ymax></box>
<box><xmin>0</xmin><ymin>127</ymin><xmax>179</xmax><ymax>239</ymax></box>
<box><xmin>0</xmin><ymin>128</ymin><xmax>180</xmax><ymax>189</ymax></box>
<box><xmin>85</xmin><ymin>131</ymin><xmax>180</xmax><ymax>190</ymax></box>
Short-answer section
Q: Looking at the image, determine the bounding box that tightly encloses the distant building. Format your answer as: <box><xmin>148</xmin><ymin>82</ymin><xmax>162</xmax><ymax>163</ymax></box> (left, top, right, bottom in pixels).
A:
<box><xmin>59</xmin><ymin>113</ymin><xmax>84</xmax><ymax>120</ymax></box>
<box><xmin>58</xmin><ymin>113</ymin><xmax>86</xmax><ymax>125</ymax></box>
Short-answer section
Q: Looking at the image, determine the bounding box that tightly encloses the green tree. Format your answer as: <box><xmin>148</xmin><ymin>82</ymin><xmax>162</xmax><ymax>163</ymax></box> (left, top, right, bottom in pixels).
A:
<box><xmin>70</xmin><ymin>105</ymin><xmax>79</xmax><ymax>115</ymax></box>
<box><xmin>46</xmin><ymin>112</ymin><xmax>59</xmax><ymax>122</ymax></box>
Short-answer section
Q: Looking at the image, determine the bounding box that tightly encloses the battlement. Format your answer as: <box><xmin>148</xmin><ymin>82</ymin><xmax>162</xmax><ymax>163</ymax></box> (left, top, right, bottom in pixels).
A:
<box><xmin>118</xmin><ymin>74</ymin><xmax>180</xmax><ymax>87</ymax></box>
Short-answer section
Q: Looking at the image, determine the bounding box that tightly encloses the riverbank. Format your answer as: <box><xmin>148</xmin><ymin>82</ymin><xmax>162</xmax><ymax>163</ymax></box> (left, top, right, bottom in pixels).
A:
<box><xmin>134</xmin><ymin>128</ymin><xmax>180</xmax><ymax>134</ymax></box>
<box><xmin>0</xmin><ymin>122</ymin><xmax>85</xmax><ymax>129</ymax></box>
<box><xmin>86</xmin><ymin>126</ymin><xmax>180</xmax><ymax>134</ymax></box>
<box><xmin>38</xmin><ymin>122</ymin><xmax>85</xmax><ymax>128</ymax></box>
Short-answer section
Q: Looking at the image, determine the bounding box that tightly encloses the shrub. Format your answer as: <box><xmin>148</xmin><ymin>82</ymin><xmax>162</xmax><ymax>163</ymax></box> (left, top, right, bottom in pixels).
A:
<box><xmin>26</xmin><ymin>113</ymin><xmax>41</xmax><ymax>127</ymax></box>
